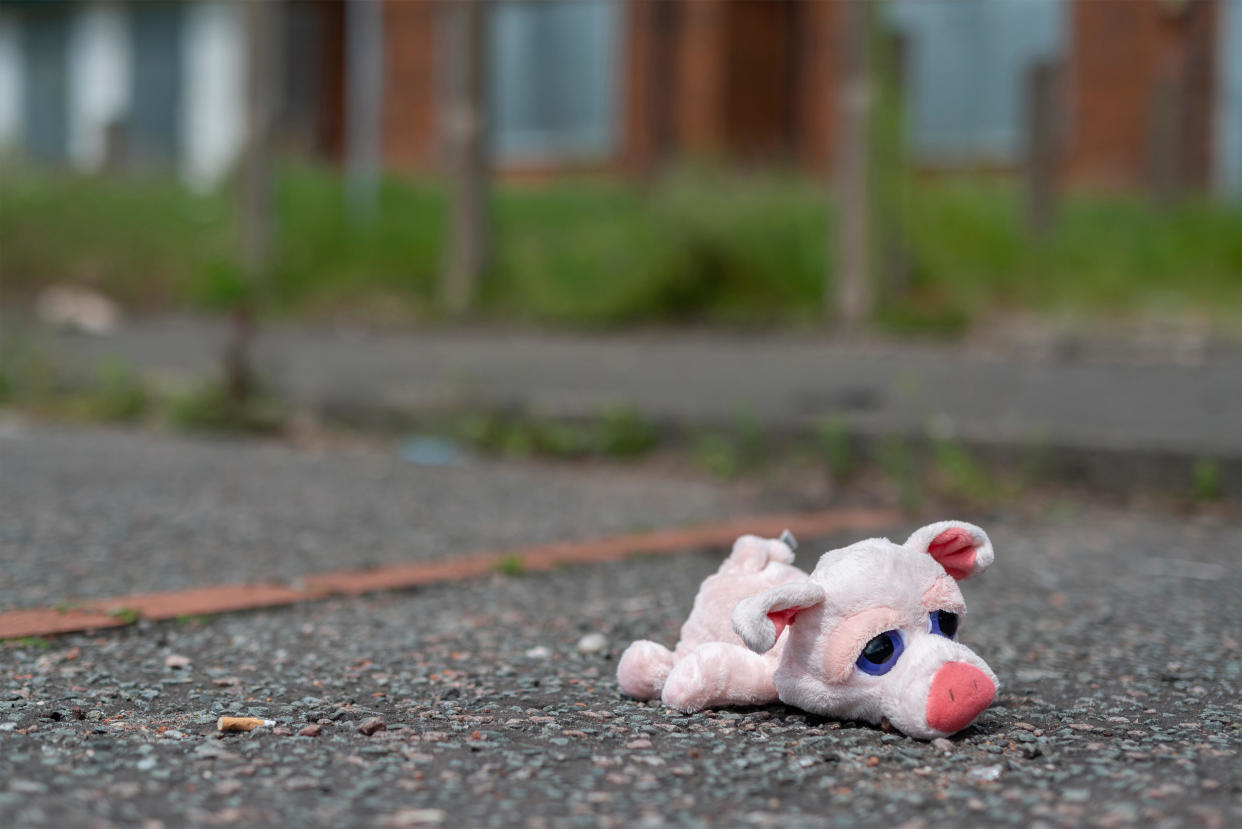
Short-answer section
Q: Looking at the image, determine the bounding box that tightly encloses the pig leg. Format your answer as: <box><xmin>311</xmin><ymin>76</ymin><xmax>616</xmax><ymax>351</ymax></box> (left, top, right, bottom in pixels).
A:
<box><xmin>617</xmin><ymin>640</ymin><xmax>675</xmax><ymax>700</ymax></box>
<box><xmin>660</xmin><ymin>642</ymin><xmax>778</xmax><ymax>712</ymax></box>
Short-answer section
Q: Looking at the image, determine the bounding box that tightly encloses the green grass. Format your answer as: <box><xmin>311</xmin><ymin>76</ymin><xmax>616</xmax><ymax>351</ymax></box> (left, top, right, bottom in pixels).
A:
<box><xmin>1</xmin><ymin>172</ymin><xmax>235</xmax><ymax>309</ymax></box>
<box><xmin>2</xmin><ymin>164</ymin><xmax>1240</xmax><ymax>330</ymax></box>
<box><xmin>897</xmin><ymin>179</ymin><xmax>1242</xmax><ymax>329</ymax></box>
<box><xmin>484</xmin><ymin>168</ymin><xmax>829</xmax><ymax>325</ymax></box>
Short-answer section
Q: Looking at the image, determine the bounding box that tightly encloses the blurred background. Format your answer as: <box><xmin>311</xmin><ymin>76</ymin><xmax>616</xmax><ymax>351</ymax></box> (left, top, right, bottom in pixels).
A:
<box><xmin>0</xmin><ymin>0</ymin><xmax>1240</xmax><ymax>503</ymax></box>
<box><xmin>1</xmin><ymin>0</ymin><xmax>1239</xmax><ymax>331</ymax></box>
<box><xmin>3</xmin><ymin>9</ymin><xmax>1242</xmax><ymax>820</ymax></box>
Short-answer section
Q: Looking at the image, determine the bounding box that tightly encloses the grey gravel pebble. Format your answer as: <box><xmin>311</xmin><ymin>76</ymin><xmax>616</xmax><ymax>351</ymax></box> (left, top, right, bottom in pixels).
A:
<box><xmin>358</xmin><ymin>717</ymin><xmax>387</xmax><ymax>736</ymax></box>
<box><xmin>576</xmin><ymin>633</ymin><xmax>609</xmax><ymax>654</ymax></box>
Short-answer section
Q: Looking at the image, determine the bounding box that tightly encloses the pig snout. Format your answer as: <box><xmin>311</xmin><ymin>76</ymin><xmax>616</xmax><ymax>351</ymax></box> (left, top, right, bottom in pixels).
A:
<box><xmin>925</xmin><ymin>661</ymin><xmax>995</xmax><ymax>734</ymax></box>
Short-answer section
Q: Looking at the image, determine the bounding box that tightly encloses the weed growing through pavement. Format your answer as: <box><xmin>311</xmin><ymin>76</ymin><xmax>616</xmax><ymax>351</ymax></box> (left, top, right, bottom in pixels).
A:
<box><xmin>817</xmin><ymin>416</ymin><xmax>856</xmax><ymax>483</ymax></box>
<box><xmin>166</xmin><ymin>379</ymin><xmax>287</xmax><ymax>435</ymax></box>
<box><xmin>1016</xmin><ymin>431</ymin><xmax>1053</xmax><ymax>491</ymax></box>
<box><xmin>0</xmin><ymin>350</ymin><xmax>150</xmax><ymax>424</ymax></box>
<box><xmin>109</xmin><ymin>607</ymin><xmax>142</xmax><ymax>625</ymax></box>
<box><xmin>494</xmin><ymin>555</ymin><xmax>527</xmax><ymax>577</ymax></box>
<box><xmin>932</xmin><ymin>438</ymin><xmax>995</xmax><ymax>505</ymax></box>
<box><xmin>733</xmin><ymin>409</ymin><xmax>767</xmax><ymax>472</ymax></box>
<box><xmin>596</xmin><ymin>407</ymin><xmax>661</xmax><ymax>459</ymax></box>
<box><xmin>71</xmin><ymin>360</ymin><xmax>150</xmax><ymax>423</ymax></box>
<box><xmin>692</xmin><ymin>432</ymin><xmax>742</xmax><ymax>478</ymax></box>
<box><xmin>453</xmin><ymin>408</ymin><xmax>661</xmax><ymax>462</ymax></box>
<box><xmin>1193</xmin><ymin>459</ymin><xmax>1223</xmax><ymax>503</ymax></box>
<box><xmin>0</xmin><ymin>346</ymin><xmax>286</xmax><ymax>435</ymax></box>
<box><xmin>874</xmin><ymin>437</ymin><xmax>923</xmax><ymax>514</ymax></box>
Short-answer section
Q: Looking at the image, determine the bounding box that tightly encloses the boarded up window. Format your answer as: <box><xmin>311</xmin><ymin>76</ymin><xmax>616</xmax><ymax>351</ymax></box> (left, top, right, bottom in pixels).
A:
<box><xmin>1220</xmin><ymin>0</ymin><xmax>1242</xmax><ymax>198</ymax></box>
<box><xmin>888</xmin><ymin>0</ymin><xmax>1065</xmax><ymax>165</ymax></box>
<box><xmin>19</xmin><ymin>6</ymin><xmax>70</xmax><ymax>162</ymax></box>
<box><xmin>129</xmin><ymin>1</ymin><xmax>183</xmax><ymax>163</ymax></box>
<box><xmin>488</xmin><ymin>0</ymin><xmax>620</xmax><ymax>162</ymax></box>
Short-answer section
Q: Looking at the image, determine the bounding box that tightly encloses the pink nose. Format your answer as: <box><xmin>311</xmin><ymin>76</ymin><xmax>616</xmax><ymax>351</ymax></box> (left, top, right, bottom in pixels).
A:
<box><xmin>925</xmin><ymin>662</ymin><xmax>995</xmax><ymax>735</ymax></box>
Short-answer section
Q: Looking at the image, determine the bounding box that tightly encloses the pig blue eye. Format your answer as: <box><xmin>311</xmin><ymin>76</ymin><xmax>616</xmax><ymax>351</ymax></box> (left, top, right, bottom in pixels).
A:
<box><xmin>855</xmin><ymin>631</ymin><xmax>904</xmax><ymax>675</ymax></box>
<box><xmin>930</xmin><ymin>610</ymin><xmax>959</xmax><ymax>639</ymax></box>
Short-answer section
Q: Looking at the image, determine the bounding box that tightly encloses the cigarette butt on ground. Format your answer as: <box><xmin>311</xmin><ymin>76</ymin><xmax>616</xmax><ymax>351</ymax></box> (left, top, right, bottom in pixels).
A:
<box><xmin>217</xmin><ymin>716</ymin><xmax>276</xmax><ymax>732</ymax></box>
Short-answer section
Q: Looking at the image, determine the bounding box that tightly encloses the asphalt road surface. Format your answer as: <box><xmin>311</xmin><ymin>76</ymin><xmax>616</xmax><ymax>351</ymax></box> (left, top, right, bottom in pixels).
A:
<box><xmin>0</xmin><ymin>423</ymin><xmax>765</xmax><ymax>610</ymax></box>
<box><xmin>1</xmin><ymin>423</ymin><xmax>1238</xmax><ymax>829</ymax></box>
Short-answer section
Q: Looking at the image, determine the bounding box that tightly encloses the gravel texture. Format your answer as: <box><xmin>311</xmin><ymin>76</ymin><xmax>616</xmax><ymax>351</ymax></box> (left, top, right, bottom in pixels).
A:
<box><xmin>2</xmin><ymin>508</ymin><xmax>1239</xmax><ymax>828</ymax></box>
<box><xmin>0</xmin><ymin>423</ymin><xmax>761</xmax><ymax>609</ymax></box>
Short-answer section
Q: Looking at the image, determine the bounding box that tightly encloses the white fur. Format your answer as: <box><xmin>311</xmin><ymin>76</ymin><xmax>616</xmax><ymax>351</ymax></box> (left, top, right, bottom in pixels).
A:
<box><xmin>904</xmin><ymin>520</ymin><xmax>993</xmax><ymax>579</ymax></box>
<box><xmin>731</xmin><ymin>581</ymin><xmax>827</xmax><ymax>654</ymax></box>
<box><xmin>616</xmin><ymin>521</ymin><xmax>999</xmax><ymax>739</ymax></box>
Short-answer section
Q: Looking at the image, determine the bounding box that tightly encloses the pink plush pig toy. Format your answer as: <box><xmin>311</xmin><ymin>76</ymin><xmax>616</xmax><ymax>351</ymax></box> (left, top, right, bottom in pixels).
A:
<box><xmin>617</xmin><ymin>521</ymin><xmax>998</xmax><ymax>739</ymax></box>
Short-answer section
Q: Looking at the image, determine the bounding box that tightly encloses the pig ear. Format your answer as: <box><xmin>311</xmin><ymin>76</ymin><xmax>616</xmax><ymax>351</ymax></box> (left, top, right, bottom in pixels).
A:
<box><xmin>731</xmin><ymin>581</ymin><xmax>826</xmax><ymax>654</ymax></box>
<box><xmin>904</xmin><ymin>520</ymin><xmax>993</xmax><ymax>580</ymax></box>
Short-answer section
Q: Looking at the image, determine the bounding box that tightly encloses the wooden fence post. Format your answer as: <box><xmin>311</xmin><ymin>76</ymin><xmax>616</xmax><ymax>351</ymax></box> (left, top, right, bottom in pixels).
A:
<box><xmin>1024</xmin><ymin>59</ymin><xmax>1061</xmax><ymax>235</ymax></box>
<box><xmin>232</xmin><ymin>0</ymin><xmax>281</xmax><ymax>403</ymax></box>
<box><xmin>241</xmin><ymin>0</ymin><xmax>277</xmax><ymax>278</ymax></box>
<box><xmin>345</xmin><ymin>0</ymin><xmax>384</xmax><ymax>222</ymax></box>
<box><xmin>440</xmin><ymin>0</ymin><xmax>490</xmax><ymax>316</ymax></box>
<box><xmin>832</xmin><ymin>0</ymin><xmax>873</xmax><ymax>330</ymax></box>
<box><xmin>1147</xmin><ymin>67</ymin><xmax>1185</xmax><ymax>209</ymax></box>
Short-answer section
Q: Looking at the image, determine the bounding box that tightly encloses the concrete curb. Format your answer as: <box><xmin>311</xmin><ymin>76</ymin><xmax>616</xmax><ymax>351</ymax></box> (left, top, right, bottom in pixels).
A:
<box><xmin>19</xmin><ymin>317</ymin><xmax>1242</xmax><ymax>498</ymax></box>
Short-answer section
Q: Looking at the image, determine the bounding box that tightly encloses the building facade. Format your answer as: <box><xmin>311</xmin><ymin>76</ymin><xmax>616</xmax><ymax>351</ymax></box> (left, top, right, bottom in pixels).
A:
<box><xmin>1</xmin><ymin>0</ymin><xmax>1239</xmax><ymax>197</ymax></box>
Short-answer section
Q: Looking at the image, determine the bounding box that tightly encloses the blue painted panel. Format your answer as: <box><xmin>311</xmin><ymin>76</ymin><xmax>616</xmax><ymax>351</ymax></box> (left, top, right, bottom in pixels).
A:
<box><xmin>1219</xmin><ymin>0</ymin><xmax>1242</xmax><ymax>199</ymax></box>
<box><xmin>888</xmin><ymin>0</ymin><xmax>1066</xmax><ymax>165</ymax></box>
<box><xmin>488</xmin><ymin>0</ymin><xmax>620</xmax><ymax>162</ymax></box>
<box><xmin>128</xmin><ymin>0</ymin><xmax>182</xmax><ymax>163</ymax></box>
<box><xmin>19</xmin><ymin>5</ymin><xmax>69</xmax><ymax>162</ymax></box>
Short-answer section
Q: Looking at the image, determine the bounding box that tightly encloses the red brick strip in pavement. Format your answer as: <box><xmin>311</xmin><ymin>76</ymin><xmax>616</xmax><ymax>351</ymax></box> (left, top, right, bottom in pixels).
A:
<box><xmin>0</xmin><ymin>506</ymin><xmax>901</xmax><ymax>640</ymax></box>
